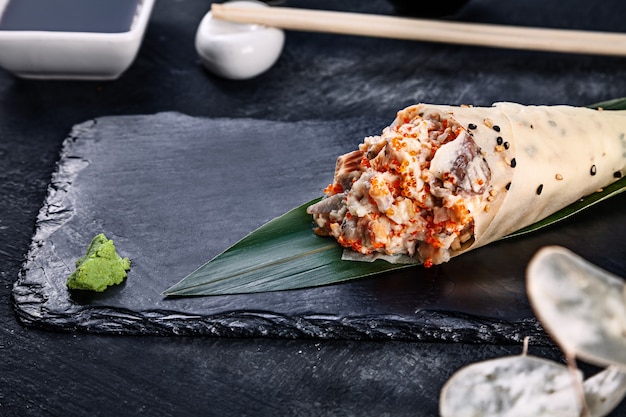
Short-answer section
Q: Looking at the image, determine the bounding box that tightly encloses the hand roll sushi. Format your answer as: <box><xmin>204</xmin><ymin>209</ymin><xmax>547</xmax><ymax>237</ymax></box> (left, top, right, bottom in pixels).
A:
<box><xmin>307</xmin><ymin>102</ymin><xmax>626</xmax><ymax>267</ymax></box>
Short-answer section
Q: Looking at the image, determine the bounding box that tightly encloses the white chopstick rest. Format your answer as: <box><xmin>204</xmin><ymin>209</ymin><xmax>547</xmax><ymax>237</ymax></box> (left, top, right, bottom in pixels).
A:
<box><xmin>195</xmin><ymin>1</ymin><xmax>285</xmax><ymax>80</ymax></box>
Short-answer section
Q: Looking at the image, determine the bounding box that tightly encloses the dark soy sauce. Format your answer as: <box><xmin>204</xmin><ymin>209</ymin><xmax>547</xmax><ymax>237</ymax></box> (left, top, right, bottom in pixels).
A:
<box><xmin>0</xmin><ymin>0</ymin><xmax>141</xmax><ymax>33</ymax></box>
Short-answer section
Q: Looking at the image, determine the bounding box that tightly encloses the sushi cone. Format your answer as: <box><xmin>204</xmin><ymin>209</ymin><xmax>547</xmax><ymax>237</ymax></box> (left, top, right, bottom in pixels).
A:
<box><xmin>307</xmin><ymin>102</ymin><xmax>626</xmax><ymax>266</ymax></box>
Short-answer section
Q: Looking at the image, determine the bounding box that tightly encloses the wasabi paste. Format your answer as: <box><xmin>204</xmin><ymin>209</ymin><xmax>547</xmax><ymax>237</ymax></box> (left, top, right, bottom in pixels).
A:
<box><xmin>66</xmin><ymin>233</ymin><xmax>130</xmax><ymax>292</ymax></box>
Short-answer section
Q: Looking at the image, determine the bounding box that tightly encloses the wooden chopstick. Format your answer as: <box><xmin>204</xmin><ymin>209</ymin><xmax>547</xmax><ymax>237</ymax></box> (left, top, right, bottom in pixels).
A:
<box><xmin>211</xmin><ymin>4</ymin><xmax>626</xmax><ymax>56</ymax></box>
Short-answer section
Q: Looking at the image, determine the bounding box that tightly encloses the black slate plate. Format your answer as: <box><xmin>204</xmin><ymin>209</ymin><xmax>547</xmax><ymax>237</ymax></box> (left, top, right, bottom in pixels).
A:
<box><xmin>12</xmin><ymin>112</ymin><xmax>626</xmax><ymax>343</ymax></box>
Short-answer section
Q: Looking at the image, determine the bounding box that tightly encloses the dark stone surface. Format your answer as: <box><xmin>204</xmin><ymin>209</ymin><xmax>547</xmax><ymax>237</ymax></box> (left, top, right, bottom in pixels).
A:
<box><xmin>3</xmin><ymin>0</ymin><xmax>626</xmax><ymax>415</ymax></box>
<box><xmin>12</xmin><ymin>111</ymin><xmax>626</xmax><ymax>346</ymax></box>
<box><xmin>11</xmin><ymin>113</ymin><xmax>547</xmax><ymax>343</ymax></box>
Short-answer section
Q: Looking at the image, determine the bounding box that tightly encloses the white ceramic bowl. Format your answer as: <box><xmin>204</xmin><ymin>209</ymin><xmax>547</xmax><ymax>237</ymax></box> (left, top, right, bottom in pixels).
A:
<box><xmin>195</xmin><ymin>0</ymin><xmax>285</xmax><ymax>80</ymax></box>
<box><xmin>0</xmin><ymin>0</ymin><xmax>154</xmax><ymax>80</ymax></box>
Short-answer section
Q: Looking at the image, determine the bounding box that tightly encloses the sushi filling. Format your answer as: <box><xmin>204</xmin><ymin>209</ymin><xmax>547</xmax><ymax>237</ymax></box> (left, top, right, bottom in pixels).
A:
<box><xmin>307</xmin><ymin>106</ymin><xmax>492</xmax><ymax>267</ymax></box>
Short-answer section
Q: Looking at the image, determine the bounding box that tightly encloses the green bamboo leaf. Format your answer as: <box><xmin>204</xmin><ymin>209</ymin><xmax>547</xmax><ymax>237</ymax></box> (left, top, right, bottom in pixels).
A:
<box><xmin>163</xmin><ymin>199</ymin><xmax>414</xmax><ymax>296</ymax></box>
<box><xmin>163</xmin><ymin>100</ymin><xmax>626</xmax><ymax>297</ymax></box>
<box><xmin>589</xmin><ymin>97</ymin><xmax>626</xmax><ymax>110</ymax></box>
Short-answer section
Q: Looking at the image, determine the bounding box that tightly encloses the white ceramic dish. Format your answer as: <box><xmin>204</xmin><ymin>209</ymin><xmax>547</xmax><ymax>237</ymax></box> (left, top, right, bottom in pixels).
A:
<box><xmin>0</xmin><ymin>0</ymin><xmax>154</xmax><ymax>80</ymax></box>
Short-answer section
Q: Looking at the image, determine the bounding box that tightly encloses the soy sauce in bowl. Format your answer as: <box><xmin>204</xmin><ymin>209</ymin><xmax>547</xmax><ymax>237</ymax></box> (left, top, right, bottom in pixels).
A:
<box><xmin>0</xmin><ymin>0</ymin><xmax>140</xmax><ymax>33</ymax></box>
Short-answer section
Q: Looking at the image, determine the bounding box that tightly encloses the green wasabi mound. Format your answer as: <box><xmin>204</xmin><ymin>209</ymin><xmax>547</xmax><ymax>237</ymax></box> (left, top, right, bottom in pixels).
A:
<box><xmin>66</xmin><ymin>233</ymin><xmax>131</xmax><ymax>292</ymax></box>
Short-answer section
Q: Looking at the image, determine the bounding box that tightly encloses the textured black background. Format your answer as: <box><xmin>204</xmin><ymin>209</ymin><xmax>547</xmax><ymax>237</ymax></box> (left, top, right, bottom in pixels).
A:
<box><xmin>3</xmin><ymin>0</ymin><xmax>626</xmax><ymax>415</ymax></box>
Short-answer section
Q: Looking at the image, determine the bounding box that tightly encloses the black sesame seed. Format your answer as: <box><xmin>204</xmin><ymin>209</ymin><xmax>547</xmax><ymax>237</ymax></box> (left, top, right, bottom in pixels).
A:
<box><xmin>504</xmin><ymin>142</ymin><xmax>510</xmax><ymax>150</ymax></box>
<box><xmin>614</xmin><ymin>171</ymin><xmax>623</xmax><ymax>178</ymax></box>
<box><xmin>493</xmin><ymin>125</ymin><xmax>500</xmax><ymax>132</ymax></box>
<box><xmin>536</xmin><ymin>184</ymin><xmax>543</xmax><ymax>195</ymax></box>
<box><xmin>510</xmin><ymin>158</ymin><xmax>517</xmax><ymax>168</ymax></box>
<box><xmin>505</xmin><ymin>182</ymin><xmax>511</xmax><ymax>191</ymax></box>
<box><xmin>468</xmin><ymin>123</ymin><xmax>477</xmax><ymax>130</ymax></box>
<box><xmin>590</xmin><ymin>165</ymin><xmax>597</xmax><ymax>176</ymax></box>
<box><xmin>496</xmin><ymin>136</ymin><xmax>503</xmax><ymax>145</ymax></box>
